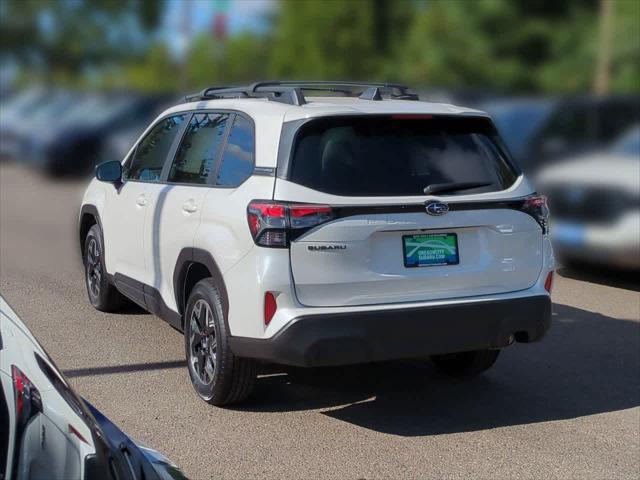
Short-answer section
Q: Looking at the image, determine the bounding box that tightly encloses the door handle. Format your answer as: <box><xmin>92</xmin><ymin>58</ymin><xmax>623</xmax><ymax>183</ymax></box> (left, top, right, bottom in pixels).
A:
<box><xmin>136</xmin><ymin>194</ymin><xmax>147</xmax><ymax>207</ymax></box>
<box><xmin>182</xmin><ymin>199</ymin><xmax>197</xmax><ymax>213</ymax></box>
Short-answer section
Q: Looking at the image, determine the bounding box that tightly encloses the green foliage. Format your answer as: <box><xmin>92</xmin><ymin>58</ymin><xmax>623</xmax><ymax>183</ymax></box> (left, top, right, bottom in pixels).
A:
<box><xmin>267</xmin><ymin>0</ymin><xmax>414</xmax><ymax>80</ymax></box>
<box><xmin>535</xmin><ymin>8</ymin><xmax>598</xmax><ymax>93</ymax></box>
<box><xmin>610</xmin><ymin>0</ymin><xmax>640</xmax><ymax>92</ymax></box>
<box><xmin>268</xmin><ymin>0</ymin><xmax>637</xmax><ymax>94</ymax></box>
<box><xmin>269</xmin><ymin>0</ymin><xmax>378</xmax><ymax>79</ymax></box>
<box><xmin>120</xmin><ymin>42</ymin><xmax>179</xmax><ymax>92</ymax></box>
<box><xmin>0</xmin><ymin>0</ymin><xmax>162</xmax><ymax>85</ymax></box>
<box><xmin>397</xmin><ymin>0</ymin><xmax>604</xmax><ymax>93</ymax></box>
<box><xmin>186</xmin><ymin>34</ymin><xmax>223</xmax><ymax>88</ymax></box>
<box><xmin>220</xmin><ymin>33</ymin><xmax>271</xmax><ymax>83</ymax></box>
<box><xmin>2</xmin><ymin>0</ymin><xmax>638</xmax><ymax>94</ymax></box>
<box><xmin>397</xmin><ymin>0</ymin><xmax>500</xmax><ymax>89</ymax></box>
<box><xmin>183</xmin><ymin>31</ymin><xmax>271</xmax><ymax>90</ymax></box>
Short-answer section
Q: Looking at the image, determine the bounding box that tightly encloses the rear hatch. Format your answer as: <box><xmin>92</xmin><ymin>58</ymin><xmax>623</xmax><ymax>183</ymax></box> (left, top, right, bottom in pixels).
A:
<box><xmin>275</xmin><ymin>114</ymin><xmax>544</xmax><ymax>307</ymax></box>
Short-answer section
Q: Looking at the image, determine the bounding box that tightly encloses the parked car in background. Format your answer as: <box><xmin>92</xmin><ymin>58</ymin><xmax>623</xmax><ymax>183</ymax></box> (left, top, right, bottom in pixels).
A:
<box><xmin>0</xmin><ymin>88</ymin><xmax>49</xmax><ymax>159</ymax></box>
<box><xmin>0</xmin><ymin>295</ymin><xmax>187</xmax><ymax>480</ymax></box>
<box><xmin>482</xmin><ymin>96</ymin><xmax>640</xmax><ymax>173</ymax></box>
<box><xmin>39</xmin><ymin>94</ymin><xmax>172</xmax><ymax>175</ymax></box>
<box><xmin>7</xmin><ymin>90</ymin><xmax>77</xmax><ymax>165</ymax></box>
<box><xmin>537</xmin><ymin>126</ymin><xmax>640</xmax><ymax>270</ymax></box>
<box><xmin>29</xmin><ymin>93</ymin><xmax>171</xmax><ymax>176</ymax></box>
<box><xmin>0</xmin><ymin>88</ymin><xmax>172</xmax><ymax>177</ymax></box>
<box><xmin>21</xmin><ymin>94</ymin><xmax>110</xmax><ymax>170</ymax></box>
<box><xmin>98</xmin><ymin>96</ymin><xmax>178</xmax><ymax>167</ymax></box>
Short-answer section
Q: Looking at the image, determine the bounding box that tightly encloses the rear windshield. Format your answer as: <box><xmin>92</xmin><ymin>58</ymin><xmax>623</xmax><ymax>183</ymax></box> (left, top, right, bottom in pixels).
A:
<box><xmin>288</xmin><ymin>115</ymin><xmax>518</xmax><ymax>196</ymax></box>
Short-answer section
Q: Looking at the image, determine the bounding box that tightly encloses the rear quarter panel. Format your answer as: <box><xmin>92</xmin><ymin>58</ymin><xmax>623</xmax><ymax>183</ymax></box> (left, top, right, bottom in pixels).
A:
<box><xmin>193</xmin><ymin>176</ymin><xmax>276</xmax><ymax>334</ymax></box>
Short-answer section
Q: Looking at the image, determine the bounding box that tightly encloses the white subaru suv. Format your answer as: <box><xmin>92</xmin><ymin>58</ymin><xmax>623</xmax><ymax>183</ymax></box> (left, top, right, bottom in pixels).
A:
<box><xmin>78</xmin><ymin>82</ymin><xmax>554</xmax><ymax>406</ymax></box>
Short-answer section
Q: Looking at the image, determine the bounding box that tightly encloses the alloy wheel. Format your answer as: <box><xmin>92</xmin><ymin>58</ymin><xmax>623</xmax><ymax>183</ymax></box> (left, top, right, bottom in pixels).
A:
<box><xmin>189</xmin><ymin>299</ymin><xmax>217</xmax><ymax>385</ymax></box>
<box><xmin>86</xmin><ymin>237</ymin><xmax>102</xmax><ymax>299</ymax></box>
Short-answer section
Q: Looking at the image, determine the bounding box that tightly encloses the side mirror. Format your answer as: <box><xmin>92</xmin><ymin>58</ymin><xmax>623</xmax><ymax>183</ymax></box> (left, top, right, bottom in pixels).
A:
<box><xmin>95</xmin><ymin>161</ymin><xmax>122</xmax><ymax>184</ymax></box>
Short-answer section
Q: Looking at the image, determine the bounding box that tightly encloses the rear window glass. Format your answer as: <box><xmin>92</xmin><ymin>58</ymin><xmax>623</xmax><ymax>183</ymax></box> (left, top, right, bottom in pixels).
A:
<box><xmin>288</xmin><ymin>115</ymin><xmax>518</xmax><ymax>196</ymax></box>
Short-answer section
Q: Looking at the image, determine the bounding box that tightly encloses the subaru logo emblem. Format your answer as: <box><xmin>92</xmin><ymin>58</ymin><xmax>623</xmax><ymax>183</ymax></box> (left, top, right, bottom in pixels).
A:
<box><xmin>425</xmin><ymin>201</ymin><xmax>449</xmax><ymax>216</ymax></box>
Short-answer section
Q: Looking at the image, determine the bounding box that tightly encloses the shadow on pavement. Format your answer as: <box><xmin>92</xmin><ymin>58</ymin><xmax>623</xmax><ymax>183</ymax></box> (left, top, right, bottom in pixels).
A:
<box><xmin>239</xmin><ymin>303</ymin><xmax>639</xmax><ymax>436</ymax></box>
<box><xmin>64</xmin><ymin>359</ymin><xmax>185</xmax><ymax>378</ymax></box>
<box><xmin>558</xmin><ymin>265</ymin><xmax>640</xmax><ymax>292</ymax></box>
<box><xmin>118</xmin><ymin>302</ymin><xmax>150</xmax><ymax>315</ymax></box>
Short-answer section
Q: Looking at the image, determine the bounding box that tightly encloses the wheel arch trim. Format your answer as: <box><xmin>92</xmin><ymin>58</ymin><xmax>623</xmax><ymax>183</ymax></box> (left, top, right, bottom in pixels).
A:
<box><xmin>78</xmin><ymin>204</ymin><xmax>103</xmax><ymax>260</ymax></box>
<box><xmin>173</xmin><ymin>248</ymin><xmax>230</xmax><ymax>331</ymax></box>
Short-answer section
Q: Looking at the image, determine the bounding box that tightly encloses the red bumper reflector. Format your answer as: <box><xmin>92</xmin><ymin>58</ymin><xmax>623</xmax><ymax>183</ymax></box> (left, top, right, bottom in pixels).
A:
<box><xmin>264</xmin><ymin>292</ymin><xmax>277</xmax><ymax>326</ymax></box>
<box><xmin>544</xmin><ymin>271</ymin><xmax>554</xmax><ymax>293</ymax></box>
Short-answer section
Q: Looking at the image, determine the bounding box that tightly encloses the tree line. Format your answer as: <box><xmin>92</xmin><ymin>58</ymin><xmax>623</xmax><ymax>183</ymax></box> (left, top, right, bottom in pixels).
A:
<box><xmin>1</xmin><ymin>0</ymin><xmax>638</xmax><ymax>94</ymax></box>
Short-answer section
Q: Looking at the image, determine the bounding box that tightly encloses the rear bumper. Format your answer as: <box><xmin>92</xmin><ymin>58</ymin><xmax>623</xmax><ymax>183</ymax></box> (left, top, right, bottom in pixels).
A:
<box><xmin>229</xmin><ymin>294</ymin><xmax>552</xmax><ymax>367</ymax></box>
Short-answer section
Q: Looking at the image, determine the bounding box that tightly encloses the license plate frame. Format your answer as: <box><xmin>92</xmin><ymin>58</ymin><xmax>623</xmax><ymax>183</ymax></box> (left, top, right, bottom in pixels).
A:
<box><xmin>402</xmin><ymin>233</ymin><xmax>460</xmax><ymax>268</ymax></box>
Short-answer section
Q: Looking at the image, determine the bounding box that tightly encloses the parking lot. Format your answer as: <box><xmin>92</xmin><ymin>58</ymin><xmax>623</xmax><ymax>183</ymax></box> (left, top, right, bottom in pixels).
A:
<box><xmin>1</xmin><ymin>162</ymin><xmax>638</xmax><ymax>479</ymax></box>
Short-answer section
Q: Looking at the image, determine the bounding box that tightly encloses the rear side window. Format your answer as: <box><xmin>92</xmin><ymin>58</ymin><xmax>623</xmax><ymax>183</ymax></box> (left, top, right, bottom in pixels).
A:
<box><xmin>216</xmin><ymin>115</ymin><xmax>255</xmax><ymax>187</ymax></box>
<box><xmin>288</xmin><ymin>115</ymin><xmax>518</xmax><ymax>197</ymax></box>
<box><xmin>124</xmin><ymin>115</ymin><xmax>185</xmax><ymax>182</ymax></box>
<box><xmin>168</xmin><ymin>113</ymin><xmax>231</xmax><ymax>185</ymax></box>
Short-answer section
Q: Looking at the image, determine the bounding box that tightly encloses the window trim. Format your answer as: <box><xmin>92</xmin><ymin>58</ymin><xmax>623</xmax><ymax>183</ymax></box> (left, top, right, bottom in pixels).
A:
<box><xmin>159</xmin><ymin>108</ymin><xmax>257</xmax><ymax>189</ymax></box>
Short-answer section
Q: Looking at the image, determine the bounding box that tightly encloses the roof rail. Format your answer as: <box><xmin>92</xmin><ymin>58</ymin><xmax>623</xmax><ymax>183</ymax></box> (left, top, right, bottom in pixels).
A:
<box><xmin>183</xmin><ymin>85</ymin><xmax>305</xmax><ymax>106</ymax></box>
<box><xmin>183</xmin><ymin>81</ymin><xmax>419</xmax><ymax>106</ymax></box>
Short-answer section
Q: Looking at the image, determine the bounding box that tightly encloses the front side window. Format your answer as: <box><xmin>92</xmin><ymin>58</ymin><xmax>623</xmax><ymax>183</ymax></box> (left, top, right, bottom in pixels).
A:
<box><xmin>124</xmin><ymin>115</ymin><xmax>185</xmax><ymax>182</ymax></box>
<box><xmin>168</xmin><ymin>113</ymin><xmax>230</xmax><ymax>185</ymax></box>
<box><xmin>216</xmin><ymin>115</ymin><xmax>255</xmax><ymax>187</ymax></box>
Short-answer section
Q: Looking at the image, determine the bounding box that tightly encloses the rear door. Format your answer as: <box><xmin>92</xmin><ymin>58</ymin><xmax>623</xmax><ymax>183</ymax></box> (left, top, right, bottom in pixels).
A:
<box><xmin>145</xmin><ymin>112</ymin><xmax>232</xmax><ymax>313</ymax></box>
<box><xmin>275</xmin><ymin>115</ymin><xmax>544</xmax><ymax>307</ymax></box>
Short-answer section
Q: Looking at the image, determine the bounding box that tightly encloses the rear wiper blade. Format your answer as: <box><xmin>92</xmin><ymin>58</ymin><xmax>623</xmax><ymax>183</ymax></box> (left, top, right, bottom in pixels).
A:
<box><xmin>423</xmin><ymin>181</ymin><xmax>492</xmax><ymax>196</ymax></box>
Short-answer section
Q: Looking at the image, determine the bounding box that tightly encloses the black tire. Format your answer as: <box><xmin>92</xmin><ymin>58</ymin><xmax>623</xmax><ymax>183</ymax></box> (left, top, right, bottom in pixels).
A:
<box><xmin>184</xmin><ymin>278</ymin><xmax>256</xmax><ymax>406</ymax></box>
<box><xmin>430</xmin><ymin>349</ymin><xmax>500</xmax><ymax>378</ymax></box>
<box><xmin>83</xmin><ymin>224</ymin><xmax>128</xmax><ymax>312</ymax></box>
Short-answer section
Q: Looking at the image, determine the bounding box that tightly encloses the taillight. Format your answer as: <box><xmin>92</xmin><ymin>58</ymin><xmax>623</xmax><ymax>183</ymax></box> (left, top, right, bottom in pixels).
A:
<box><xmin>11</xmin><ymin>365</ymin><xmax>43</xmax><ymax>475</ymax></box>
<box><xmin>521</xmin><ymin>194</ymin><xmax>550</xmax><ymax>234</ymax></box>
<box><xmin>12</xmin><ymin>365</ymin><xmax>42</xmax><ymax>424</ymax></box>
<box><xmin>247</xmin><ymin>201</ymin><xmax>335</xmax><ymax>247</ymax></box>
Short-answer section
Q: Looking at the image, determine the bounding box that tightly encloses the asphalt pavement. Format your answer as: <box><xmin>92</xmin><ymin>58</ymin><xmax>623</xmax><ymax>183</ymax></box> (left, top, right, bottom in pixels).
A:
<box><xmin>1</xmin><ymin>162</ymin><xmax>638</xmax><ymax>479</ymax></box>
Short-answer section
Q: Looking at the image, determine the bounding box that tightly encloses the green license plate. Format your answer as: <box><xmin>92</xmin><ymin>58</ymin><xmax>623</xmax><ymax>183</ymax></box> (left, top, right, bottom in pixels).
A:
<box><xmin>402</xmin><ymin>233</ymin><xmax>460</xmax><ymax>268</ymax></box>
